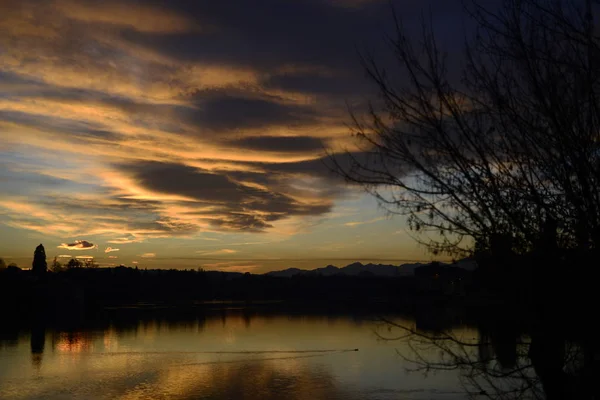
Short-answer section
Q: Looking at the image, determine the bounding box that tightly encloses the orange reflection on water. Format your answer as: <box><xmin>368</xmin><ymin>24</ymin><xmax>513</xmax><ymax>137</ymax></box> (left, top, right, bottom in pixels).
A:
<box><xmin>54</xmin><ymin>332</ymin><xmax>93</xmax><ymax>353</ymax></box>
<box><xmin>103</xmin><ymin>329</ymin><xmax>119</xmax><ymax>351</ymax></box>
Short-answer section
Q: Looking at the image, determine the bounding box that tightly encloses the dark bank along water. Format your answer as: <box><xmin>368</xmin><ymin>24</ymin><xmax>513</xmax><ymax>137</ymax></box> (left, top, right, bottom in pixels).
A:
<box><xmin>0</xmin><ymin>311</ymin><xmax>471</xmax><ymax>400</ymax></box>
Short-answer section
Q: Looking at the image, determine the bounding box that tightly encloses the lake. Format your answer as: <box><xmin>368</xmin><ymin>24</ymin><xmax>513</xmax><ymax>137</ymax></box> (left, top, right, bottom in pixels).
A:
<box><xmin>0</xmin><ymin>308</ymin><xmax>472</xmax><ymax>400</ymax></box>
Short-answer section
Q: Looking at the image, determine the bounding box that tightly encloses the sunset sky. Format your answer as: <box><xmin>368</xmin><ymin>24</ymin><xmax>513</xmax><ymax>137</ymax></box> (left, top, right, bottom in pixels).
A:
<box><xmin>0</xmin><ymin>0</ymin><xmax>459</xmax><ymax>272</ymax></box>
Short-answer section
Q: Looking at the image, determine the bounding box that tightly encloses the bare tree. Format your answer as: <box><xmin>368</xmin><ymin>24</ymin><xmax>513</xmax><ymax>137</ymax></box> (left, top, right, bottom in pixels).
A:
<box><xmin>335</xmin><ymin>0</ymin><xmax>600</xmax><ymax>260</ymax></box>
<box><xmin>50</xmin><ymin>257</ymin><xmax>64</xmax><ymax>273</ymax></box>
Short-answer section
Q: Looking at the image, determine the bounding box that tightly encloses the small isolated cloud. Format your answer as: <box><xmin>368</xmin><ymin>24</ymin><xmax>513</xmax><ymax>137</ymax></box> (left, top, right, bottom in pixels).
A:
<box><xmin>104</xmin><ymin>247</ymin><xmax>120</xmax><ymax>253</ymax></box>
<box><xmin>139</xmin><ymin>253</ymin><xmax>156</xmax><ymax>258</ymax></box>
<box><xmin>58</xmin><ymin>254</ymin><xmax>72</xmax><ymax>258</ymax></box>
<box><xmin>344</xmin><ymin>217</ymin><xmax>385</xmax><ymax>227</ymax></box>
<box><xmin>58</xmin><ymin>240</ymin><xmax>97</xmax><ymax>250</ymax></box>
<box><xmin>75</xmin><ymin>255</ymin><xmax>94</xmax><ymax>259</ymax></box>
<box><xmin>132</xmin><ymin>261</ymin><xmax>139</xmax><ymax>264</ymax></box>
<box><xmin>196</xmin><ymin>249</ymin><xmax>238</xmax><ymax>256</ymax></box>
<box><xmin>108</xmin><ymin>255</ymin><xmax>118</xmax><ymax>259</ymax></box>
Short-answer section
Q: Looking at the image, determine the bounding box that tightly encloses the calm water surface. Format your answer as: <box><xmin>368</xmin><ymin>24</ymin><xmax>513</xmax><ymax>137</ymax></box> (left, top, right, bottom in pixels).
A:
<box><xmin>0</xmin><ymin>310</ymin><xmax>470</xmax><ymax>399</ymax></box>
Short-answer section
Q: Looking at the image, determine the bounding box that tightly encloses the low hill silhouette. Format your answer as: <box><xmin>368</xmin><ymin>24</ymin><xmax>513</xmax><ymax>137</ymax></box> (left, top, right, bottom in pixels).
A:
<box><xmin>265</xmin><ymin>259</ymin><xmax>477</xmax><ymax>278</ymax></box>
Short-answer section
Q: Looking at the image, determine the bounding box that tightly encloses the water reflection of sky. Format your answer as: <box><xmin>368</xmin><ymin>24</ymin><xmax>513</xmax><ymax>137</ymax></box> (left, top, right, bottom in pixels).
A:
<box><xmin>0</xmin><ymin>313</ymin><xmax>466</xmax><ymax>400</ymax></box>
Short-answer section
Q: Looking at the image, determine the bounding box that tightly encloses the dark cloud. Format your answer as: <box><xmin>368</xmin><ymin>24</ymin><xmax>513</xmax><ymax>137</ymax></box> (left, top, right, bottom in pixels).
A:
<box><xmin>58</xmin><ymin>240</ymin><xmax>97</xmax><ymax>250</ymax></box>
<box><xmin>116</xmin><ymin>0</ymin><xmax>465</xmax><ymax>82</ymax></box>
<box><xmin>262</xmin><ymin>72</ymin><xmax>374</xmax><ymax>97</ymax></box>
<box><xmin>122</xmin><ymin>161</ymin><xmax>246</xmax><ymax>203</ymax></box>
<box><xmin>198</xmin><ymin>153</ymin><xmax>370</xmax><ymax>200</ymax></box>
<box><xmin>207</xmin><ymin>214</ymin><xmax>274</xmax><ymax>232</ymax></box>
<box><xmin>228</xmin><ymin>135</ymin><xmax>324</xmax><ymax>153</ymax></box>
<box><xmin>183</xmin><ymin>91</ymin><xmax>318</xmax><ymax>131</ymax></box>
<box><xmin>119</xmin><ymin>161</ymin><xmax>333</xmax><ymax>231</ymax></box>
<box><xmin>248</xmin><ymin>151</ymin><xmax>365</xmax><ymax>176</ymax></box>
<box><xmin>235</xmin><ymin>151</ymin><xmax>400</xmax><ymax>198</ymax></box>
<box><xmin>118</xmin><ymin>0</ymin><xmax>390</xmax><ymax>72</ymax></box>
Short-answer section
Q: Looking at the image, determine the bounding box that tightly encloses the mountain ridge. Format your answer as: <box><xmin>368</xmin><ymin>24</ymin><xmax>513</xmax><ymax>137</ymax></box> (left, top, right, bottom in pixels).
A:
<box><xmin>264</xmin><ymin>258</ymin><xmax>477</xmax><ymax>278</ymax></box>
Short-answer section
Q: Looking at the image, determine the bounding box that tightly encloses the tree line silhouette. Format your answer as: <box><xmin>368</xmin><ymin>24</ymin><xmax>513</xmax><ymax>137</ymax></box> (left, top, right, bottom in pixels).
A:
<box><xmin>2</xmin><ymin>244</ymin><xmax>450</xmax><ymax>319</ymax></box>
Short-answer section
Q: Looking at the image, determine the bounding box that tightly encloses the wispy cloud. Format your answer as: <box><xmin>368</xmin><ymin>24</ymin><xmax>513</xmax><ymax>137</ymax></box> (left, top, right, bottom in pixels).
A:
<box><xmin>344</xmin><ymin>217</ymin><xmax>385</xmax><ymax>227</ymax></box>
<box><xmin>107</xmin><ymin>236</ymin><xmax>145</xmax><ymax>244</ymax></box>
<box><xmin>108</xmin><ymin>255</ymin><xmax>118</xmax><ymax>259</ymax></box>
<box><xmin>104</xmin><ymin>247</ymin><xmax>120</xmax><ymax>253</ymax></box>
<box><xmin>139</xmin><ymin>253</ymin><xmax>156</xmax><ymax>258</ymax></box>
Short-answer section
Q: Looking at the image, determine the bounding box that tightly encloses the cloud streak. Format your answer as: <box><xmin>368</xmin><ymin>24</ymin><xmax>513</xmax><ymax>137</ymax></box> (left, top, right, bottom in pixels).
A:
<box><xmin>196</xmin><ymin>249</ymin><xmax>238</xmax><ymax>256</ymax></box>
<box><xmin>344</xmin><ymin>217</ymin><xmax>386</xmax><ymax>227</ymax></box>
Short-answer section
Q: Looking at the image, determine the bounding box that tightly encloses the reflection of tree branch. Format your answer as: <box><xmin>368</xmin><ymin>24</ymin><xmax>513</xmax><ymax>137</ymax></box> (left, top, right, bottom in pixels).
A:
<box><xmin>375</xmin><ymin>316</ymin><xmax>543</xmax><ymax>400</ymax></box>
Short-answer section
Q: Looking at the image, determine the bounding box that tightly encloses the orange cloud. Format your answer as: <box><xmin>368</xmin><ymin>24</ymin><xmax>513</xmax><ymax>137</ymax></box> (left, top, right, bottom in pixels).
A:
<box><xmin>196</xmin><ymin>249</ymin><xmax>238</xmax><ymax>256</ymax></box>
<box><xmin>107</xmin><ymin>236</ymin><xmax>144</xmax><ymax>244</ymax></box>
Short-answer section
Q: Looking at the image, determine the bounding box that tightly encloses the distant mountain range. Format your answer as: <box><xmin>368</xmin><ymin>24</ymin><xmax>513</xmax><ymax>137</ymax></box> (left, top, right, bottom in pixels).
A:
<box><xmin>265</xmin><ymin>259</ymin><xmax>477</xmax><ymax>278</ymax></box>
